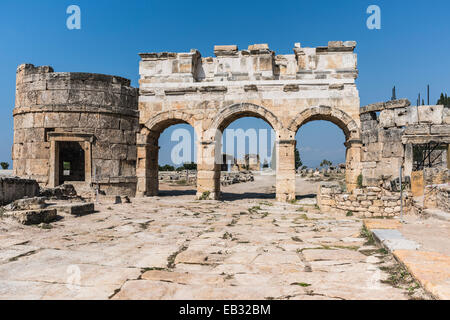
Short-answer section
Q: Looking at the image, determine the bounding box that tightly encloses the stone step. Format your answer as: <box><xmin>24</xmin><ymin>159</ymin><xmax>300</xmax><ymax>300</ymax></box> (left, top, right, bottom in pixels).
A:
<box><xmin>371</xmin><ymin>229</ymin><xmax>420</xmax><ymax>251</ymax></box>
<box><xmin>47</xmin><ymin>202</ymin><xmax>95</xmax><ymax>216</ymax></box>
<box><xmin>1</xmin><ymin>209</ymin><xmax>57</xmax><ymax>225</ymax></box>
<box><xmin>423</xmin><ymin>209</ymin><xmax>450</xmax><ymax>222</ymax></box>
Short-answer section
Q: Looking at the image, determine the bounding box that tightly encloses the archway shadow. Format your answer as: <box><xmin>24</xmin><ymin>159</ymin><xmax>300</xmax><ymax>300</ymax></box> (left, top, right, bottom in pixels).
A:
<box><xmin>295</xmin><ymin>194</ymin><xmax>317</xmax><ymax>200</ymax></box>
<box><xmin>158</xmin><ymin>189</ymin><xmax>197</xmax><ymax>197</ymax></box>
<box><xmin>220</xmin><ymin>192</ymin><xmax>276</xmax><ymax>201</ymax></box>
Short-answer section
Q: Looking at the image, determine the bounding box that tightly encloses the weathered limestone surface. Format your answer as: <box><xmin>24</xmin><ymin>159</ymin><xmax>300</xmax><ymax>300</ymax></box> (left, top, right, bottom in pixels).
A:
<box><xmin>138</xmin><ymin>42</ymin><xmax>362</xmax><ymax>201</ymax></box>
<box><xmin>0</xmin><ymin>177</ymin><xmax>39</xmax><ymax>205</ymax></box>
<box><xmin>318</xmin><ymin>183</ymin><xmax>412</xmax><ymax>218</ymax></box>
<box><xmin>2</xmin><ymin>209</ymin><xmax>57</xmax><ymax>225</ymax></box>
<box><xmin>360</xmin><ymin>101</ymin><xmax>450</xmax><ymax>187</ymax></box>
<box><xmin>13</xmin><ymin>64</ymin><xmax>139</xmax><ymax>196</ymax></box>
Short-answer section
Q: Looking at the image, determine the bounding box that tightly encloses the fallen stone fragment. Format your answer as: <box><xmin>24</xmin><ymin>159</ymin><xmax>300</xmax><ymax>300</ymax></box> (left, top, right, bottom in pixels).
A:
<box><xmin>2</xmin><ymin>209</ymin><xmax>57</xmax><ymax>225</ymax></box>
<box><xmin>3</xmin><ymin>197</ymin><xmax>47</xmax><ymax>211</ymax></box>
<box><xmin>48</xmin><ymin>202</ymin><xmax>95</xmax><ymax>216</ymax></box>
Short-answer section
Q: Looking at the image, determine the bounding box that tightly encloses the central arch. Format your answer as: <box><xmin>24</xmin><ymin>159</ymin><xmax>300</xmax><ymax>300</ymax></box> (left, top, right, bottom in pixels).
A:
<box><xmin>209</xmin><ymin>103</ymin><xmax>283</xmax><ymax>136</ymax></box>
<box><xmin>198</xmin><ymin>103</ymin><xmax>282</xmax><ymax>200</ymax></box>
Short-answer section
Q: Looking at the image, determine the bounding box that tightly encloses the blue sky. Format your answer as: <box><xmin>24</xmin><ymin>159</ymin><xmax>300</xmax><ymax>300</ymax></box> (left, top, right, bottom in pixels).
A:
<box><xmin>1</xmin><ymin>0</ymin><xmax>449</xmax><ymax>168</ymax></box>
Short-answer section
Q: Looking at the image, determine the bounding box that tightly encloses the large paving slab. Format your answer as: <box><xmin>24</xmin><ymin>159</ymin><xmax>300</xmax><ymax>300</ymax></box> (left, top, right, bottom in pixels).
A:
<box><xmin>393</xmin><ymin>250</ymin><xmax>450</xmax><ymax>300</ymax></box>
<box><xmin>364</xmin><ymin>215</ymin><xmax>450</xmax><ymax>300</ymax></box>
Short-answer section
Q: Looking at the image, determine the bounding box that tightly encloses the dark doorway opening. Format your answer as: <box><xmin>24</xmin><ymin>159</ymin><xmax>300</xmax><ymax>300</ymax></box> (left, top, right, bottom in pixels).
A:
<box><xmin>58</xmin><ymin>141</ymin><xmax>85</xmax><ymax>185</ymax></box>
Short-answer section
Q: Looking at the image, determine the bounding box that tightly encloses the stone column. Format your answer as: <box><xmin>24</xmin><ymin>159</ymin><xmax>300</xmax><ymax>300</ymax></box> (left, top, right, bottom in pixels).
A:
<box><xmin>447</xmin><ymin>144</ymin><xmax>450</xmax><ymax>169</ymax></box>
<box><xmin>48</xmin><ymin>140</ymin><xmax>59</xmax><ymax>188</ymax></box>
<box><xmin>196</xmin><ymin>140</ymin><xmax>220</xmax><ymax>200</ymax></box>
<box><xmin>136</xmin><ymin>132</ymin><xmax>159</xmax><ymax>197</ymax></box>
<box><xmin>83</xmin><ymin>141</ymin><xmax>92</xmax><ymax>184</ymax></box>
<box><xmin>404</xmin><ymin>143</ymin><xmax>413</xmax><ymax>177</ymax></box>
<box><xmin>276</xmin><ymin>139</ymin><xmax>296</xmax><ymax>202</ymax></box>
<box><xmin>345</xmin><ymin>139</ymin><xmax>363</xmax><ymax>192</ymax></box>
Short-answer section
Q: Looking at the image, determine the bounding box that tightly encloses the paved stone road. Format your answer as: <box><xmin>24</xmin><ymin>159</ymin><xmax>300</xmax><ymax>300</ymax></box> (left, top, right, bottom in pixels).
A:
<box><xmin>0</xmin><ymin>177</ymin><xmax>423</xmax><ymax>300</ymax></box>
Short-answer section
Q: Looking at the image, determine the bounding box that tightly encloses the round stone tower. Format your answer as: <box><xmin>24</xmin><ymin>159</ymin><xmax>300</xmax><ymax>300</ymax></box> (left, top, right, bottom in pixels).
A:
<box><xmin>13</xmin><ymin>64</ymin><xmax>139</xmax><ymax>196</ymax></box>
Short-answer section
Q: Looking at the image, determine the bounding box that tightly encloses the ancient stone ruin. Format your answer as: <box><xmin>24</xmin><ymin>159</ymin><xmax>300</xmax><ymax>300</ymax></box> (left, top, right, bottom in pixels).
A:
<box><xmin>137</xmin><ymin>42</ymin><xmax>361</xmax><ymax>201</ymax></box>
<box><xmin>13</xmin><ymin>64</ymin><xmax>139</xmax><ymax>197</ymax></box>
<box><xmin>6</xmin><ymin>41</ymin><xmax>449</xmax><ymax>216</ymax></box>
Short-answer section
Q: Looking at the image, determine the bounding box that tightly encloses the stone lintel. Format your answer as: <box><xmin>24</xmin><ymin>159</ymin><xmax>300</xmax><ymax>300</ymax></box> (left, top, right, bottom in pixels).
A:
<box><xmin>47</xmin><ymin>132</ymin><xmax>95</xmax><ymax>143</ymax></box>
<box><xmin>402</xmin><ymin>135</ymin><xmax>450</xmax><ymax>145</ymax></box>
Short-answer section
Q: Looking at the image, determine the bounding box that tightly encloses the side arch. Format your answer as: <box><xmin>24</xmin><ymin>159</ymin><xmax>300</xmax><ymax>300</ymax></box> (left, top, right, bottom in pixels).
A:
<box><xmin>144</xmin><ymin>110</ymin><xmax>199</xmax><ymax>137</ymax></box>
<box><xmin>136</xmin><ymin>110</ymin><xmax>199</xmax><ymax>197</ymax></box>
<box><xmin>288</xmin><ymin>106</ymin><xmax>360</xmax><ymax>141</ymax></box>
<box><xmin>288</xmin><ymin>106</ymin><xmax>362</xmax><ymax>192</ymax></box>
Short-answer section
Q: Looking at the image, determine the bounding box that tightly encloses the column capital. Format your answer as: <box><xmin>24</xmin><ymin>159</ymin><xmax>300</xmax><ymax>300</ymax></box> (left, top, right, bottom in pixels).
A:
<box><xmin>277</xmin><ymin>139</ymin><xmax>296</xmax><ymax>145</ymax></box>
<box><xmin>200</xmin><ymin>140</ymin><xmax>215</xmax><ymax>146</ymax></box>
<box><xmin>344</xmin><ymin>139</ymin><xmax>363</xmax><ymax>148</ymax></box>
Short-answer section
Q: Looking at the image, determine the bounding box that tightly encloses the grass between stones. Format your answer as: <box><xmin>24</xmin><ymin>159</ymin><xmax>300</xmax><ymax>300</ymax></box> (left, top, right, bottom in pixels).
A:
<box><xmin>360</xmin><ymin>225</ymin><xmax>375</xmax><ymax>245</ymax></box>
<box><xmin>167</xmin><ymin>245</ymin><xmax>188</xmax><ymax>269</ymax></box>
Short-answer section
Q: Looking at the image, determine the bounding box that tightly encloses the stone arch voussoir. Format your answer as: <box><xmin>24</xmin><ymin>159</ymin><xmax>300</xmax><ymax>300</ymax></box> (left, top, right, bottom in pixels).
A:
<box><xmin>288</xmin><ymin>106</ymin><xmax>360</xmax><ymax>141</ymax></box>
<box><xmin>144</xmin><ymin>111</ymin><xmax>199</xmax><ymax>137</ymax></box>
<box><xmin>206</xmin><ymin>103</ymin><xmax>282</xmax><ymax>141</ymax></box>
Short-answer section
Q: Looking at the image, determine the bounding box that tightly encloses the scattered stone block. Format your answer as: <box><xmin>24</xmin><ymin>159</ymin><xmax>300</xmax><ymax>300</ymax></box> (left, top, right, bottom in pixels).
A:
<box><xmin>49</xmin><ymin>202</ymin><xmax>95</xmax><ymax>216</ymax></box>
<box><xmin>2</xmin><ymin>209</ymin><xmax>57</xmax><ymax>225</ymax></box>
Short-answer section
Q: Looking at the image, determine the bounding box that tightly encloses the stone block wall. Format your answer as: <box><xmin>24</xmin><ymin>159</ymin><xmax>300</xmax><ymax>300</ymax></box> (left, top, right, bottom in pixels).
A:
<box><xmin>424</xmin><ymin>184</ymin><xmax>450</xmax><ymax>212</ymax></box>
<box><xmin>13</xmin><ymin>64</ymin><xmax>139</xmax><ymax>196</ymax></box>
<box><xmin>0</xmin><ymin>177</ymin><xmax>40</xmax><ymax>205</ymax></box>
<box><xmin>360</xmin><ymin>100</ymin><xmax>450</xmax><ymax>188</ymax></box>
<box><xmin>318</xmin><ymin>183</ymin><xmax>412</xmax><ymax>217</ymax></box>
<box><xmin>423</xmin><ymin>168</ymin><xmax>449</xmax><ymax>212</ymax></box>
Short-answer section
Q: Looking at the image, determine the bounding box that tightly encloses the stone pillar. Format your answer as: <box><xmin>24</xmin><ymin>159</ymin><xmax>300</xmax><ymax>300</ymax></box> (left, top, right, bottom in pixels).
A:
<box><xmin>136</xmin><ymin>132</ymin><xmax>159</xmax><ymax>197</ymax></box>
<box><xmin>276</xmin><ymin>139</ymin><xmax>296</xmax><ymax>202</ymax></box>
<box><xmin>404</xmin><ymin>143</ymin><xmax>413</xmax><ymax>177</ymax></box>
<box><xmin>49</xmin><ymin>140</ymin><xmax>59</xmax><ymax>188</ymax></box>
<box><xmin>196</xmin><ymin>140</ymin><xmax>220</xmax><ymax>200</ymax></box>
<box><xmin>447</xmin><ymin>144</ymin><xmax>450</xmax><ymax>169</ymax></box>
<box><xmin>83</xmin><ymin>141</ymin><xmax>92</xmax><ymax>185</ymax></box>
<box><xmin>345</xmin><ymin>139</ymin><xmax>362</xmax><ymax>192</ymax></box>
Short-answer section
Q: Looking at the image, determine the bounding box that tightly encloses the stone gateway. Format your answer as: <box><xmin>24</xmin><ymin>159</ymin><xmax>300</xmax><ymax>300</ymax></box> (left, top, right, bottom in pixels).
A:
<box><xmin>12</xmin><ymin>41</ymin><xmax>449</xmax><ymax>202</ymax></box>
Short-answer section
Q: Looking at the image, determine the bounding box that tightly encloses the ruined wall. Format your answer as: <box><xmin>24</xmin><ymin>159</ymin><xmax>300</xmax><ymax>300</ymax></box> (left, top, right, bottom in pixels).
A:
<box><xmin>13</xmin><ymin>64</ymin><xmax>139</xmax><ymax>196</ymax></box>
<box><xmin>424</xmin><ymin>184</ymin><xmax>450</xmax><ymax>212</ymax></box>
<box><xmin>0</xmin><ymin>177</ymin><xmax>40</xmax><ymax>205</ymax></box>
<box><xmin>138</xmin><ymin>42</ymin><xmax>362</xmax><ymax>201</ymax></box>
<box><xmin>318</xmin><ymin>183</ymin><xmax>412</xmax><ymax>218</ymax></box>
<box><xmin>360</xmin><ymin>100</ymin><xmax>450</xmax><ymax>187</ymax></box>
<box><xmin>423</xmin><ymin>168</ymin><xmax>450</xmax><ymax>212</ymax></box>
